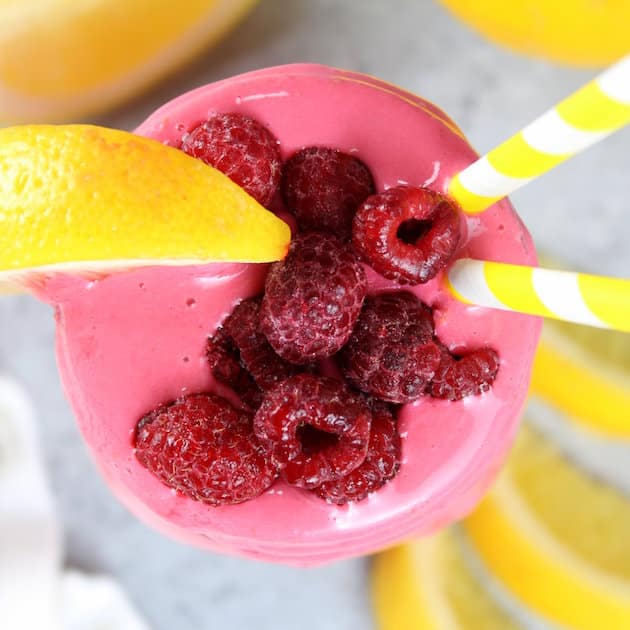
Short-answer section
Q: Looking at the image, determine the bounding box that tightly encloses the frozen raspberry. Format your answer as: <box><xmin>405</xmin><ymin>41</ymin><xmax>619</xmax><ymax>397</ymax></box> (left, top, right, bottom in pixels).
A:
<box><xmin>253</xmin><ymin>374</ymin><xmax>371</xmax><ymax>489</ymax></box>
<box><xmin>352</xmin><ymin>186</ymin><xmax>461</xmax><ymax>284</ymax></box>
<box><xmin>134</xmin><ymin>393</ymin><xmax>277</xmax><ymax>506</ymax></box>
<box><xmin>180</xmin><ymin>112</ymin><xmax>281</xmax><ymax>206</ymax></box>
<box><xmin>314</xmin><ymin>402</ymin><xmax>401</xmax><ymax>504</ymax></box>
<box><xmin>429</xmin><ymin>345</ymin><xmax>500</xmax><ymax>401</ymax></box>
<box><xmin>223</xmin><ymin>297</ymin><xmax>302</xmax><ymax>392</ymax></box>
<box><xmin>261</xmin><ymin>232</ymin><xmax>367</xmax><ymax>364</ymax></box>
<box><xmin>206</xmin><ymin>298</ymin><xmax>302</xmax><ymax>408</ymax></box>
<box><xmin>339</xmin><ymin>292</ymin><xmax>441</xmax><ymax>403</ymax></box>
<box><xmin>281</xmin><ymin>147</ymin><xmax>375</xmax><ymax>239</ymax></box>
<box><xmin>206</xmin><ymin>328</ymin><xmax>262</xmax><ymax>409</ymax></box>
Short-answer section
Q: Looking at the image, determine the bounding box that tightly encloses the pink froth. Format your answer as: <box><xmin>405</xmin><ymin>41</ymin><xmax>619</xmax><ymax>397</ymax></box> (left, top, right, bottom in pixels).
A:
<box><xmin>36</xmin><ymin>65</ymin><xmax>541</xmax><ymax>565</ymax></box>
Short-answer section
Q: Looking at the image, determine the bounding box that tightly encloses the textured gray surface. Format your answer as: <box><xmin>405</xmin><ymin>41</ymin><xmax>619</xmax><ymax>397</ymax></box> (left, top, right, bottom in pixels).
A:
<box><xmin>1</xmin><ymin>1</ymin><xmax>629</xmax><ymax>629</ymax></box>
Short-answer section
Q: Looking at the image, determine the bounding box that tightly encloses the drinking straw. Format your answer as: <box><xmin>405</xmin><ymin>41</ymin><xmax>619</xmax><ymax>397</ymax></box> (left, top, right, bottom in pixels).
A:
<box><xmin>449</xmin><ymin>54</ymin><xmax>630</xmax><ymax>214</ymax></box>
<box><xmin>447</xmin><ymin>259</ymin><xmax>630</xmax><ymax>332</ymax></box>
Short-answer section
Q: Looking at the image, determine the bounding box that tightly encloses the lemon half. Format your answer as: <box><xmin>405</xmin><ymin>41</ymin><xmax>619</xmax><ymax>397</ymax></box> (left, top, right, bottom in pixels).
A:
<box><xmin>0</xmin><ymin>0</ymin><xmax>257</xmax><ymax>123</ymax></box>
<box><xmin>0</xmin><ymin>124</ymin><xmax>290</xmax><ymax>292</ymax></box>
<box><xmin>437</xmin><ymin>0</ymin><xmax>630</xmax><ymax>67</ymax></box>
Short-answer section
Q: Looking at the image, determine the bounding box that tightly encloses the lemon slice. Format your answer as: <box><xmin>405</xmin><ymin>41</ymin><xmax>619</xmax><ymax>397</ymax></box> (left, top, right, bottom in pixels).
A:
<box><xmin>0</xmin><ymin>125</ymin><xmax>290</xmax><ymax>292</ymax></box>
<box><xmin>465</xmin><ymin>424</ymin><xmax>630</xmax><ymax>630</ymax></box>
<box><xmin>373</xmin><ymin>529</ymin><xmax>521</xmax><ymax>630</ymax></box>
<box><xmin>531</xmin><ymin>320</ymin><xmax>630</xmax><ymax>439</ymax></box>
<box><xmin>0</xmin><ymin>0</ymin><xmax>257</xmax><ymax>123</ymax></box>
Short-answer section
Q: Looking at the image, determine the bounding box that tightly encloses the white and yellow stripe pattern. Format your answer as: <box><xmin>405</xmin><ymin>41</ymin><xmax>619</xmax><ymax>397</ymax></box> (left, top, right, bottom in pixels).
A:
<box><xmin>447</xmin><ymin>259</ymin><xmax>630</xmax><ymax>333</ymax></box>
<box><xmin>449</xmin><ymin>54</ymin><xmax>630</xmax><ymax>214</ymax></box>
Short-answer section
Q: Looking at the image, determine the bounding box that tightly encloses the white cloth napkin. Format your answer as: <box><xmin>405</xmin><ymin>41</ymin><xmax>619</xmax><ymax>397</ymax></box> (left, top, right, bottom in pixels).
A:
<box><xmin>0</xmin><ymin>376</ymin><xmax>150</xmax><ymax>630</ymax></box>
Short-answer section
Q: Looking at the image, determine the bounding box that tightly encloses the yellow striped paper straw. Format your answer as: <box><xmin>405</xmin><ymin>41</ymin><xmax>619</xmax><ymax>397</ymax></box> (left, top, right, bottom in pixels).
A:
<box><xmin>449</xmin><ymin>54</ymin><xmax>630</xmax><ymax>214</ymax></box>
<box><xmin>447</xmin><ymin>259</ymin><xmax>630</xmax><ymax>332</ymax></box>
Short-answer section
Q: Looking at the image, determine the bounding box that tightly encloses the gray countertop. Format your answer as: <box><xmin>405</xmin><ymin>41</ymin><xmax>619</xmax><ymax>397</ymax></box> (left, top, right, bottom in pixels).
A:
<box><xmin>1</xmin><ymin>1</ymin><xmax>628</xmax><ymax>629</ymax></box>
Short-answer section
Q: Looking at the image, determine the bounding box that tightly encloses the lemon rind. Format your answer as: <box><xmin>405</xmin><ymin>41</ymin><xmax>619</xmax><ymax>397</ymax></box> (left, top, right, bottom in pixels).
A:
<box><xmin>531</xmin><ymin>336</ymin><xmax>630</xmax><ymax>439</ymax></box>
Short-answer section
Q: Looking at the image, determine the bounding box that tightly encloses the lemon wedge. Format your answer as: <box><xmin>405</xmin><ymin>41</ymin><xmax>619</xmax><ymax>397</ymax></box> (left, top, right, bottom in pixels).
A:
<box><xmin>373</xmin><ymin>529</ymin><xmax>521</xmax><ymax>630</ymax></box>
<box><xmin>0</xmin><ymin>0</ymin><xmax>257</xmax><ymax>123</ymax></box>
<box><xmin>531</xmin><ymin>320</ymin><xmax>630</xmax><ymax>439</ymax></box>
<box><xmin>0</xmin><ymin>125</ymin><xmax>290</xmax><ymax>292</ymax></box>
<box><xmin>465</xmin><ymin>424</ymin><xmax>630</xmax><ymax>630</ymax></box>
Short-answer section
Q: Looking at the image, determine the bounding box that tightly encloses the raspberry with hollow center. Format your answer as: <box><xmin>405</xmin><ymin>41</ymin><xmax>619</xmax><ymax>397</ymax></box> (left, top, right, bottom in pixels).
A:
<box><xmin>339</xmin><ymin>291</ymin><xmax>441</xmax><ymax>403</ymax></box>
<box><xmin>180</xmin><ymin>112</ymin><xmax>282</xmax><ymax>206</ymax></box>
<box><xmin>134</xmin><ymin>393</ymin><xmax>277</xmax><ymax>506</ymax></box>
<box><xmin>253</xmin><ymin>374</ymin><xmax>371</xmax><ymax>489</ymax></box>
<box><xmin>314</xmin><ymin>401</ymin><xmax>401</xmax><ymax>504</ymax></box>
<box><xmin>261</xmin><ymin>232</ymin><xmax>367</xmax><ymax>364</ymax></box>
<box><xmin>281</xmin><ymin>147</ymin><xmax>375</xmax><ymax>239</ymax></box>
<box><xmin>352</xmin><ymin>185</ymin><xmax>461</xmax><ymax>284</ymax></box>
<box><xmin>429</xmin><ymin>345</ymin><xmax>500</xmax><ymax>401</ymax></box>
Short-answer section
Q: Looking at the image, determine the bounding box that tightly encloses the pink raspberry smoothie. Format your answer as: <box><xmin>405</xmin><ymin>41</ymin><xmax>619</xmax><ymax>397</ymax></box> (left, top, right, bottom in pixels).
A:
<box><xmin>36</xmin><ymin>64</ymin><xmax>541</xmax><ymax>565</ymax></box>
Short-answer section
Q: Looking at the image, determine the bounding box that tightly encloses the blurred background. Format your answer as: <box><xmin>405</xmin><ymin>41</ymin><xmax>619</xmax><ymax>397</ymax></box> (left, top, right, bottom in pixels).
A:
<box><xmin>1</xmin><ymin>1</ymin><xmax>629</xmax><ymax>629</ymax></box>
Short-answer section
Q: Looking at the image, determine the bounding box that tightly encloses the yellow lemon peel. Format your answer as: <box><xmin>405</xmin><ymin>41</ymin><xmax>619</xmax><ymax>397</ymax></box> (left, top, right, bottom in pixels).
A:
<box><xmin>0</xmin><ymin>124</ymin><xmax>290</xmax><ymax>292</ymax></box>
